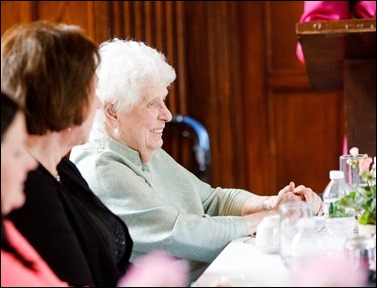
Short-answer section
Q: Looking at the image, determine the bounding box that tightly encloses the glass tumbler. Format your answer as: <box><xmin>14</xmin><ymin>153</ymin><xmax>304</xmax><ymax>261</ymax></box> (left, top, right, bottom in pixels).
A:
<box><xmin>279</xmin><ymin>202</ymin><xmax>317</xmax><ymax>269</ymax></box>
<box><xmin>339</xmin><ymin>154</ymin><xmax>368</xmax><ymax>189</ymax></box>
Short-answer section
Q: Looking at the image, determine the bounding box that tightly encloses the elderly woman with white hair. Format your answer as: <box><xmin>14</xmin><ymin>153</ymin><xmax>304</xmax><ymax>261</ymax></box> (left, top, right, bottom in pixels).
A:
<box><xmin>70</xmin><ymin>38</ymin><xmax>324</xmax><ymax>282</ymax></box>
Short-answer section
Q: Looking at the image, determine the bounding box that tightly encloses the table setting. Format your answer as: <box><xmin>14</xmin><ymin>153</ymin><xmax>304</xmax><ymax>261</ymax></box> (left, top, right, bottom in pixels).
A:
<box><xmin>194</xmin><ymin>203</ymin><xmax>375</xmax><ymax>287</ymax></box>
<box><xmin>194</xmin><ymin>148</ymin><xmax>376</xmax><ymax>286</ymax></box>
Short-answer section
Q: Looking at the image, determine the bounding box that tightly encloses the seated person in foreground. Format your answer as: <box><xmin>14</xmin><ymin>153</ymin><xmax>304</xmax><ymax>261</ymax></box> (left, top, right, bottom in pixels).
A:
<box><xmin>2</xmin><ymin>21</ymin><xmax>188</xmax><ymax>287</ymax></box>
<box><xmin>70</xmin><ymin>39</ymin><xmax>324</xmax><ymax>282</ymax></box>
<box><xmin>1</xmin><ymin>92</ymin><xmax>67</xmax><ymax>287</ymax></box>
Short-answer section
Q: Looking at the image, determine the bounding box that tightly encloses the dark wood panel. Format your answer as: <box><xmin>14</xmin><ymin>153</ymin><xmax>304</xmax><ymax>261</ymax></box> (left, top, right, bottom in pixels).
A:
<box><xmin>268</xmin><ymin>70</ymin><xmax>311</xmax><ymax>91</ymax></box>
<box><xmin>1</xmin><ymin>1</ymin><xmax>35</xmax><ymax>34</ymax></box>
<box><xmin>36</xmin><ymin>2</ymin><xmax>92</xmax><ymax>35</ymax></box>
<box><xmin>91</xmin><ymin>2</ymin><xmax>112</xmax><ymax>44</ymax></box>
<box><xmin>184</xmin><ymin>1</ymin><xmax>246</xmax><ymax>188</ymax></box>
<box><xmin>344</xmin><ymin>59</ymin><xmax>376</xmax><ymax>157</ymax></box>
<box><xmin>265</xmin><ymin>1</ymin><xmax>345</xmax><ymax>195</ymax></box>
<box><xmin>271</xmin><ymin>90</ymin><xmax>344</xmax><ymax>193</ymax></box>
<box><xmin>238</xmin><ymin>1</ymin><xmax>270</xmax><ymax>194</ymax></box>
<box><xmin>265</xmin><ymin>1</ymin><xmax>306</xmax><ymax>72</ymax></box>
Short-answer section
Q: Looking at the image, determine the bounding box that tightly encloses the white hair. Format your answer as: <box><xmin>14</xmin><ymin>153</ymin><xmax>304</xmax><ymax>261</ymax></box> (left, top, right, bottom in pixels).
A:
<box><xmin>93</xmin><ymin>39</ymin><xmax>176</xmax><ymax>130</ymax></box>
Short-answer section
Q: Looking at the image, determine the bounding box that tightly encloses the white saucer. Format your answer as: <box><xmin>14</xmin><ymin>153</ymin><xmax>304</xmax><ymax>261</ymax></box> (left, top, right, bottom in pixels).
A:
<box><xmin>244</xmin><ymin>238</ymin><xmax>279</xmax><ymax>254</ymax></box>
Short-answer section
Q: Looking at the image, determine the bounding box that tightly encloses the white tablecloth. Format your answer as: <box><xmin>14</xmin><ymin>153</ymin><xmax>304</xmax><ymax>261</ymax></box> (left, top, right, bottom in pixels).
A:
<box><xmin>193</xmin><ymin>236</ymin><xmax>291</xmax><ymax>287</ymax></box>
<box><xmin>193</xmin><ymin>216</ymin><xmax>370</xmax><ymax>287</ymax></box>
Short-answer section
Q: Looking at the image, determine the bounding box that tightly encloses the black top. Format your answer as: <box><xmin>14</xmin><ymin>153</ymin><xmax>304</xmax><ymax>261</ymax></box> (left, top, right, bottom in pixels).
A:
<box><xmin>9</xmin><ymin>157</ymin><xmax>133</xmax><ymax>287</ymax></box>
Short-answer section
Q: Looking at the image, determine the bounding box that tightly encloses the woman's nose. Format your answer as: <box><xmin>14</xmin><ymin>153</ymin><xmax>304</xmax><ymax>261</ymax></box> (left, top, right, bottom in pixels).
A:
<box><xmin>161</xmin><ymin>104</ymin><xmax>172</xmax><ymax>122</ymax></box>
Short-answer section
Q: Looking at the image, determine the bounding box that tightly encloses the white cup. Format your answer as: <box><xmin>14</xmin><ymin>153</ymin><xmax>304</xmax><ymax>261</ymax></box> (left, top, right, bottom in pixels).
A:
<box><xmin>256</xmin><ymin>215</ymin><xmax>280</xmax><ymax>247</ymax></box>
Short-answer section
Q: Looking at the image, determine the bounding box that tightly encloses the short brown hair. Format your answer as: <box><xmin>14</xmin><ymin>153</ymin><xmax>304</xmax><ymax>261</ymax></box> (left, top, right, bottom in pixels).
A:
<box><xmin>1</xmin><ymin>20</ymin><xmax>100</xmax><ymax>135</ymax></box>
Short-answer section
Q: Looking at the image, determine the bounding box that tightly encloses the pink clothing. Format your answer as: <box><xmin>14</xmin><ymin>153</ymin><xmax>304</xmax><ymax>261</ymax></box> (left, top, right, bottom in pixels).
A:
<box><xmin>1</xmin><ymin>220</ymin><xmax>67</xmax><ymax>287</ymax></box>
<box><xmin>353</xmin><ymin>1</ymin><xmax>377</xmax><ymax>18</ymax></box>
<box><xmin>117</xmin><ymin>251</ymin><xmax>189</xmax><ymax>287</ymax></box>
<box><xmin>296</xmin><ymin>1</ymin><xmax>376</xmax><ymax>63</ymax></box>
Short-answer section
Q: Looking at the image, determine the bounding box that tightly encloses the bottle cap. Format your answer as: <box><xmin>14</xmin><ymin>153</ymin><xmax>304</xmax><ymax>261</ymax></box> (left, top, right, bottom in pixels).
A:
<box><xmin>329</xmin><ymin>170</ymin><xmax>344</xmax><ymax>180</ymax></box>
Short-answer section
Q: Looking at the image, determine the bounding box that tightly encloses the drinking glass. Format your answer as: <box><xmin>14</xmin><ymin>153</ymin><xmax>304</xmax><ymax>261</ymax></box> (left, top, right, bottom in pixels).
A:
<box><xmin>279</xmin><ymin>202</ymin><xmax>319</xmax><ymax>269</ymax></box>
<box><xmin>339</xmin><ymin>154</ymin><xmax>368</xmax><ymax>189</ymax></box>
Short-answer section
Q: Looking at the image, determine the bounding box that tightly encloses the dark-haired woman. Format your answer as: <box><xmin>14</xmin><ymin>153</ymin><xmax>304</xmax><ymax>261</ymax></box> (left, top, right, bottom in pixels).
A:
<box><xmin>1</xmin><ymin>92</ymin><xmax>67</xmax><ymax>286</ymax></box>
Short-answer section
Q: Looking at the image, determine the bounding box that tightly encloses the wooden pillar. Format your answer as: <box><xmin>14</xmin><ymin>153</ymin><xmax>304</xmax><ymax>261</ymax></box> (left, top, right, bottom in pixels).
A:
<box><xmin>344</xmin><ymin>59</ymin><xmax>376</xmax><ymax>157</ymax></box>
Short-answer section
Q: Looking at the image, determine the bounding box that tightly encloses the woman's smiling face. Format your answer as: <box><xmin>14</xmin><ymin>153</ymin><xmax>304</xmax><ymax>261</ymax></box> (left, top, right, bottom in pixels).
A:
<box><xmin>116</xmin><ymin>85</ymin><xmax>172</xmax><ymax>162</ymax></box>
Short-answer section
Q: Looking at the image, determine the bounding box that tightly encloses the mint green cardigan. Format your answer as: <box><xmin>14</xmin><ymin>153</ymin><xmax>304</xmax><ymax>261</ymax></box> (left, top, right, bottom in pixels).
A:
<box><xmin>70</xmin><ymin>130</ymin><xmax>253</xmax><ymax>282</ymax></box>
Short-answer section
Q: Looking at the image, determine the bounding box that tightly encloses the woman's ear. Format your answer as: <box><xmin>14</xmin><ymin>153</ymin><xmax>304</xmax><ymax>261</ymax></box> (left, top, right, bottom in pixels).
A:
<box><xmin>104</xmin><ymin>103</ymin><xmax>118</xmax><ymax>129</ymax></box>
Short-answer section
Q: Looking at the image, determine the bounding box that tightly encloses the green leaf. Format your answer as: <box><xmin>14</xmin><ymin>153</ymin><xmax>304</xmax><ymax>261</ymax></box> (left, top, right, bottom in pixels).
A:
<box><xmin>358</xmin><ymin>210</ymin><xmax>376</xmax><ymax>225</ymax></box>
<box><xmin>336</xmin><ymin>185</ymin><xmax>376</xmax><ymax>225</ymax></box>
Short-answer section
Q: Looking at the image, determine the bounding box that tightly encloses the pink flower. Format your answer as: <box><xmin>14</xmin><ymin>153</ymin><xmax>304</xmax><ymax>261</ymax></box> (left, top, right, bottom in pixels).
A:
<box><xmin>117</xmin><ymin>251</ymin><xmax>189</xmax><ymax>287</ymax></box>
<box><xmin>359</xmin><ymin>157</ymin><xmax>373</xmax><ymax>174</ymax></box>
<box><xmin>290</xmin><ymin>253</ymin><xmax>367</xmax><ymax>287</ymax></box>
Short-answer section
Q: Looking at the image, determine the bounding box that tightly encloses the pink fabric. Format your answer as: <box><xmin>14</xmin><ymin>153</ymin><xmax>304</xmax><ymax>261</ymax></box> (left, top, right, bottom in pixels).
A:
<box><xmin>1</xmin><ymin>220</ymin><xmax>68</xmax><ymax>287</ymax></box>
<box><xmin>296</xmin><ymin>1</ymin><xmax>376</xmax><ymax>63</ymax></box>
<box><xmin>354</xmin><ymin>1</ymin><xmax>377</xmax><ymax>18</ymax></box>
<box><xmin>117</xmin><ymin>250</ymin><xmax>189</xmax><ymax>287</ymax></box>
<box><xmin>290</xmin><ymin>253</ymin><xmax>367</xmax><ymax>286</ymax></box>
<box><xmin>299</xmin><ymin>1</ymin><xmax>351</xmax><ymax>23</ymax></box>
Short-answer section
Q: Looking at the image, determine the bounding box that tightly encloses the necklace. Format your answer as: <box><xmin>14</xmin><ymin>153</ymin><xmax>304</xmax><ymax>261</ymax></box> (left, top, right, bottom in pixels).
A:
<box><xmin>55</xmin><ymin>174</ymin><xmax>61</xmax><ymax>182</ymax></box>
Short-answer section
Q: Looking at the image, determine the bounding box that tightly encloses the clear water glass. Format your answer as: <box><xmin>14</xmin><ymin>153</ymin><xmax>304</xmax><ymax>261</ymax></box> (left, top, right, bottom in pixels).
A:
<box><xmin>279</xmin><ymin>202</ymin><xmax>324</xmax><ymax>269</ymax></box>
<box><xmin>339</xmin><ymin>154</ymin><xmax>368</xmax><ymax>189</ymax></box>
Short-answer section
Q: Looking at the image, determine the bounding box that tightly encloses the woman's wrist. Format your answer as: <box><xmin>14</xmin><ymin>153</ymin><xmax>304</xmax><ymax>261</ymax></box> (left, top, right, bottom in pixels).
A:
<box><xmin>262</xmin><ymin>197</ymin><xmax>272</xmax><ymax>211</ymax></box>
<box><xmin>262</xmin><ymin>196</ymin><xmax>278</xmax><ymax>210</ymax></box>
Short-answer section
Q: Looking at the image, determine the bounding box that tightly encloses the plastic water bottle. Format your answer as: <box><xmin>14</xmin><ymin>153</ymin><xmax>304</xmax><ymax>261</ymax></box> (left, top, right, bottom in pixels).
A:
<box><xmin>322</xmin><ymin>170</ymin><xmax>356</xmax><ymax>246</ymax></box>
<box><xmin>323</xmin><ymin>170</ymin><xmax>353</xmax><ymax>218</ymax></box>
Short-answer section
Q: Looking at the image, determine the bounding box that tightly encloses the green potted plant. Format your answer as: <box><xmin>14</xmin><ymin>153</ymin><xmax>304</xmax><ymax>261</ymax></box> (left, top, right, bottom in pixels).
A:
<box><xmin>336</xmin><ymin>148</ymin><xmax>376</xmax><ymax>237</ymax></box>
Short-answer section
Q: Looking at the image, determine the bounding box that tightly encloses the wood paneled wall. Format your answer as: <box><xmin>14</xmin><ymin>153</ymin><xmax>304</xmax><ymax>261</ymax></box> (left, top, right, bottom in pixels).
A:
<box><xmin>1</xmin><ymin>1</ymin><xmax>344</xmax><ymax>196</ymax></box>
